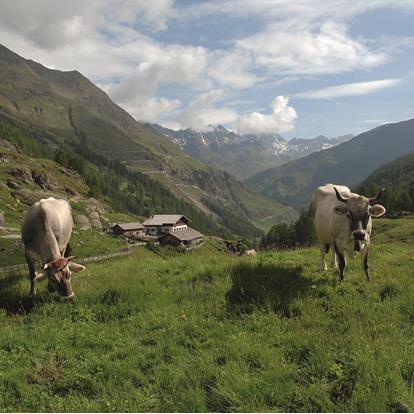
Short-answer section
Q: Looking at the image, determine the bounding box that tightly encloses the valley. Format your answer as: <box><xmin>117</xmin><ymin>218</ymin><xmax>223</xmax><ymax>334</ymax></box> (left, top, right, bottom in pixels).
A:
<box><xmin>0</xmin><ymin>43</ymin><xmax>294</xmax><ymax>237</ymax></box>
<box><xmin>1</xmin><ymin>2</ymin><xmax>414</xmax><ymax>413</ymax></box>
<box><xmin>246</xmin><ymin>119</ymin><xmax>414</xmax><ymax>208</ymax></box>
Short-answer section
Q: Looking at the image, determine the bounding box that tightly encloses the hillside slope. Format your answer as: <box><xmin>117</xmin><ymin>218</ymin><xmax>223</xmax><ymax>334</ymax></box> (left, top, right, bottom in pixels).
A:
<box><xmin>247</xmin><ymin>119</ymin><xmax>414</xmax><ymax>208</ymax></box>
<box><xmin>357</xmin><ymin>150</ymin><xmax>414</xmax><ymax>213</ymax></box>
<box><xmin>0</xmin><ymin>134</ymin><xmax>136</xmax><ymax>265</ymax></box>
<box><xmin>0</xmin><ymin>121</ymin><xmax>236</xmax><ymax>240</ymax></box>
<box><xmin>0</xmin><ymin>43</ymin><xmax>293</xmax><ymax>235</ymax></box>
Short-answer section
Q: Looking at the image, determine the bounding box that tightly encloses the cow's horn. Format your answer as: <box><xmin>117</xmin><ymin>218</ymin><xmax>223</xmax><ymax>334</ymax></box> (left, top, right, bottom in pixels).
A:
<box><xmin>369</xmin><ymin>188</ymin><xmax>385</xmax><ymax>205</ymax></box>
<box><xmin>334</xmin><ymin>187</ymin><xmax>349</xmax><ymax>203</ymax></box>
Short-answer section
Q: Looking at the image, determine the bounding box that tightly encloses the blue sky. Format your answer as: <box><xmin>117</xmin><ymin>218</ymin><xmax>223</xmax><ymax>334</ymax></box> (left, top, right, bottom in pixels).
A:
<box><xmin>0</xmin><ymin>0</ymin><xmax>413</xmax><ymax>139</ymax></box>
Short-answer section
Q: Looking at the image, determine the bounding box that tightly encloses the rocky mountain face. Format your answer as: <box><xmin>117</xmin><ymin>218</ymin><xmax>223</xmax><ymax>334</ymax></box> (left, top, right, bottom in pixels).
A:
<box><xmin>0</xmin><ymin>137</ymin><xmax>109</xmax><ymax>232</ymax></box>
<box><xmin>288</xmin><ymin>134</ymin><xmax>353</xmax><ymax>159</ymax></box>
<box><xmin>150</xmin><ymin>124</ymin><xmax>352</xmax><ymax>181</ymax></box>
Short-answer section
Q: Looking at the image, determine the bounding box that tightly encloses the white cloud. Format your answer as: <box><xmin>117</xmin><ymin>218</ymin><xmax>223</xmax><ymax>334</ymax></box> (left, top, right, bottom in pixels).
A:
<box><xmin>123</xmin><ymin>97</ymin><xmax>181</xmax><ymax>123</ymax></box>
<box><xmin>109</xmin><ymin>46</ymin><xmax>208</xmax><ymax>104</ymax></box>
<box><xmin>236</xmin><ymin>21</ymin><xmax>386</xmax><ymax>75</ymax></box>
<box><xmin>0</xmin><ymin>0</ymin><xmax>174</xmax><ymax>48</ymax></box>
<box><xmin>181</xmin><ymin>0</ymin><xmax>414</xmax><ymax>26</ymax></box>
<box><xmin>0</xmin><ymin>0</ymin><xmax>412</xmax><ymax>128</ymax></box>
<box><xmin>176</xmin><ymin>90</ymin><xmax>238</xmax><ymax>131</ymax></box>
<box><xmin>236</xmin><ymin>96</ymin><xmax>298</xmax><ymax>134</ymax></box>
<box><xmin>295</xmin><ymin>79</ymin><xmax>401</xmax><ymax>99</ymax></box>
<box><xmin>207</xmin><ymin>50</ymin><xmax>259</xmax><ymax>89</ymax></box>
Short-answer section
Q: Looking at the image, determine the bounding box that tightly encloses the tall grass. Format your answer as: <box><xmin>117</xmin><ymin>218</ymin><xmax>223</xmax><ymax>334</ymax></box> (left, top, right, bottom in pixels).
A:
<box><xmin>0</xmin><ymin>232</ymin><xmax>414</xmax><ymax>411</ymax></box>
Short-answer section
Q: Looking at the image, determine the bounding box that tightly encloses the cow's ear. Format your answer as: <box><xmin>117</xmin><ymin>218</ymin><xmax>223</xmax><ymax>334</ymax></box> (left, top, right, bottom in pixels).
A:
<box><xmin>334</xmin><ymin>205</ymin><xmax>347</xmax><ymax>215</ymax></box>
<box><xmin>42</xmin><ymin>262</ymin><xmax>52</xmax><ymax>270</ymax></box>
<box><xmin>370</xmin><ymin>204</ymin><xmax>386</xmax><ymax>218</ymax></box>
<box><xmin>69</xmin><ymin>262</ymin><xmax>86</xmax><ymax>273</ymax></box>
<box><xmin>34</xmin><ymin>270</ymin><xmax>47</xmax><ymax>282</ymax></box>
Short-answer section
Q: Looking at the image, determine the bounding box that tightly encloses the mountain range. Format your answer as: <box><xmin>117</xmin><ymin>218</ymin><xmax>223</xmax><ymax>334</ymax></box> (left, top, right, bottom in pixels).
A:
<box><xmin>246</xmin><ymin>118</ymin><xmax>414</xmax><ymax>208</ymax></box>
<box><xmin>0</xmin><ymin>43</ymin><xmax>296</xmax><ymax>237</ymax></box>
<box><xmin>150</xmin><ymin>123</ymin><xmax>352</xmax><ymax>181</ymax></box>
<box><xmin>1</xmin><ymin>42</ymin><xmax>413</xmax><ymax>237</ymax></box>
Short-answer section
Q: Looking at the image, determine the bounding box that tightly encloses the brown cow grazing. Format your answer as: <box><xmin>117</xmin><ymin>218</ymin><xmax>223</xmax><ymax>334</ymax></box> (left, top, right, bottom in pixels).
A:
<box><xmin>21</xmin><ymin>197</ymin><xmax>85</xmax><ymax>299</ymax></box>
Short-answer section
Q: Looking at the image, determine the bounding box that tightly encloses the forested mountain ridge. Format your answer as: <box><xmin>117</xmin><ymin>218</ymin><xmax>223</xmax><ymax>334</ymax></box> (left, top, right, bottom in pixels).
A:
<box><xmin>246</xmin><ymin>119</ymin><xmax>414</xmax><ymax>208</ymax></box>
<box><xmin>0</xmin><ymin>121</ymin><xmax>233</xmax><ymax>238</ymax></box>
<box><xmin>357</xmin><ymin>150</ymin><xmax>414</xmax><ymax>214</ymax></box>
<box><xmin>0</xmin><ymin>43</ymin><xmax>295</xmax><ymax>237</ymax></box>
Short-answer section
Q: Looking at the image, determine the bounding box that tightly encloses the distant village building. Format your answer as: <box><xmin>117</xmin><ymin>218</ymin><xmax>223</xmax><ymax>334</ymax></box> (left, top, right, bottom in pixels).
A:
<box><xmin>112</xmin><ymin>222</ymin><xmax>144</xmax><ymax>237</ymax></box>
<box><xmin>159</xmin><ymin>227</ymin><xmax>204</xmax><ymax>247</ymax></box>
<box><xmin>143</xmin><ymin>215</ymin><xmax>190</xmax><ymax>236</ymax></box>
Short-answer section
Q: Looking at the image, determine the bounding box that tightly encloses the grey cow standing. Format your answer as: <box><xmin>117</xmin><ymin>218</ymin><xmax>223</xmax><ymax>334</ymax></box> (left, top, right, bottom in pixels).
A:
<box><xmin>21</xmin><ymin>197</ymin><xmax>85</xmax><ymax>299</ymax></box>
<box><xmin>311</xmin><ymin>184</ymin><xmax>386</xmax><ymax>280</ymax></box>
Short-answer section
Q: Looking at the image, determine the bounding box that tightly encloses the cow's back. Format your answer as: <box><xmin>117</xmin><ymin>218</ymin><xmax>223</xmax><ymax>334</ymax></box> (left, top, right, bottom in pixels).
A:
<box><xmin>22</xmin><ymin>198</ymin><xmax>73</xmax><ymax>256</ymax></box>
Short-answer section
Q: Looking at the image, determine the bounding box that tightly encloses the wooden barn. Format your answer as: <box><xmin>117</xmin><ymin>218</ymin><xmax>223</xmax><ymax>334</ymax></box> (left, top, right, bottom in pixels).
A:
<box><xmin>159</xmin><ymin>227</ymin><xmax>204</xmax><ymax>247</ymax></box>
<box><xmin>143</xmin><ymin>215</ymin><xmax>190</xmax><ymax>236</ymax></box>
<box><xmin>112</xmin><ymin>222</ymin><xmax>144</xmax><ymax>237</ymax></box>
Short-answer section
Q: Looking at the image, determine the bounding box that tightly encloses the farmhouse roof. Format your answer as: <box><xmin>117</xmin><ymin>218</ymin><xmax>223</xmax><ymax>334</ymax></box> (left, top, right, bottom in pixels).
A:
<box><xmin>143</xmin><ymin>214</ymin><xmax>190</xmax><ymax>226</ymax></box>
<box><xmin>113</xmin><ymin>222</ymin><xmax>144</xmax><ymax>231</ymax></box>
<box><xmin>164</xmin><ymin>227</ymin><xmax>204</xmax><ymax>242</ymax></box>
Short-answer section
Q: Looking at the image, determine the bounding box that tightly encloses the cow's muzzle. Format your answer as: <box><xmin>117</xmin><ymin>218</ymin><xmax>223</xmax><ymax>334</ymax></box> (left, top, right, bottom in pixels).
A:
<box><xmin>63</xmin><ymin>293</ymin><xmax>75</xmax><ymax>301</ymax></box>
<box><xmin>352</xmin><ymin>230</ymin><xmax>366</xmax><ymax>241</ymax></box>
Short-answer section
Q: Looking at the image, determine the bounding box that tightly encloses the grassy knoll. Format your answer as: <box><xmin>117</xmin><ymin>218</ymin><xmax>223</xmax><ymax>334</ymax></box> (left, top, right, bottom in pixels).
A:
<box><xmin>0</xmin><ymin>221</ymin><xmax>414</xmax><ymax>411</ymax></box>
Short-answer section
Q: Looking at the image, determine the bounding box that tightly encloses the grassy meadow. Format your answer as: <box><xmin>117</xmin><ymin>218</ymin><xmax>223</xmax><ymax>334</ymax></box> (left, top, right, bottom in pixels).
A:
<box><xmin>0</xmin><ymin>218</ymin><xmax>414</xmax><ymax>412</ymax></box>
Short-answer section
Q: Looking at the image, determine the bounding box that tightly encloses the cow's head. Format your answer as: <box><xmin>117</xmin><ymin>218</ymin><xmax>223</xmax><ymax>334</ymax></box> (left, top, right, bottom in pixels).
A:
<box><xmin>34</xmin><ymin>256</ymin><xmax>85</xmax><ymax>299</ymax></box>
<box><xmin>333</xmin><ymin>187</ymin><xmax>386</xmax><ymax>250</ymax></box>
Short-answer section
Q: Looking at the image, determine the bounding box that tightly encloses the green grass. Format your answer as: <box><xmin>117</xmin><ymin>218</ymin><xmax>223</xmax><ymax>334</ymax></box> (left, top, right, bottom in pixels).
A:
<box><xmin>1</xmin><ymin>219</ymin><xmax>414</xmax><ymax>411</ymax></box>
<box><xmin>0</xmin><ymin>237</ymin><xmax>25</xmax><ymax>266</ymax></box>
<box><xmin>70</xmin><ymin>229</ymin><xmax>128</xmax><ymax>258</ymax></box>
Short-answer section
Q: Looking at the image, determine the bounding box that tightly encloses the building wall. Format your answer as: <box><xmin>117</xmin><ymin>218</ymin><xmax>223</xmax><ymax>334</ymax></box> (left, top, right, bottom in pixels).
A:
<box><xmin>145</xmin><ymin>225</ymin><xmax>187</xmax><ymax>235</ymax></box>
<box><xmin>113</xmin><ymin>227</ymin><xmax>143</xmax><ymax>236</ymax></box>
<box><xmin>113</xmin><ymin>226</ymin><xmax>124</xmax><ymax>235</ymax></box>
<box><xmin>171</xmin><ymin>225</ymin><xmax>187</xmax><ymax>232</ymax></box>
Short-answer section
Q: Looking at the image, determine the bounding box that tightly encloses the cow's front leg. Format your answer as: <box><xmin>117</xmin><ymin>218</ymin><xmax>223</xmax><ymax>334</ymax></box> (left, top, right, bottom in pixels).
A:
<box><xmin>333</xmin><ymin>242</ymin><xmax>346</xmax><ymax>281</ymax></box>
<box><xmin>25</xmin><ymin>248</ymin><xmax>37</xmax><ymax>295</ymax></box>
<box><xmin>361</xmin><ymin>246</ymin><xmax>370</xmax><ymax>281</ymax></box>
<box><xmin>319</xmin><ymin>243</ymin><xmax>329</xmax><ymax>271</ymax></box>
<box><xmin>331</xmin><ymin>244</ymin><xmax>338</xmax><ymax>269</ymax></box>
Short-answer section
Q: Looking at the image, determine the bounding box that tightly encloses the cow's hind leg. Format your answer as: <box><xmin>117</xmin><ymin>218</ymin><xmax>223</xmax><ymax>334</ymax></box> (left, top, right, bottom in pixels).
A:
<box><xmin>361</xmin><ymin>246</ymin><xmax>370</xmax><ymax>281</ymax></box>
<box><xmin>25</xmin><ymin>248</ymin><xmax>37</xmax><ymax>295</ymax></box>
<box><xmin>319</xmin><ymin>243</ymin><xmax>328</xmax><ymax>271</ymax></box>
<box><xmin>334</xmin><ymin>242</ymin><xmax>346</xmax><ymax>281</ymax></box>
